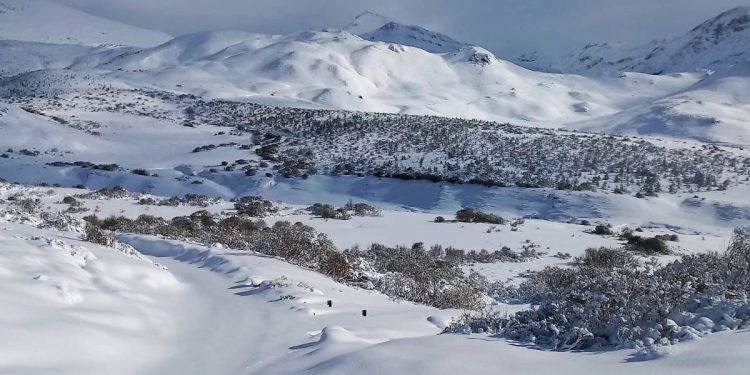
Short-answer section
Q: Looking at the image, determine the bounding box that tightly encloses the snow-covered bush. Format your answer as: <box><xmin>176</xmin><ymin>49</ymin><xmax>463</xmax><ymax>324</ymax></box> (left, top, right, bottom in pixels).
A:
<box><xmin>12</xmin><ymin>197</ymin><xmax>42</xmax><ymax>214</ymax></box>
<box><xmin>448</xmin><ymin>234</ymin><xmax>750</xmax><ymax>351</ymax></box>
<box><xmin>455</xmin><ymin>208</ymin><xmax>505</xmax><ymax>225</ymax></box>
<box><xmin>620</xmin><ymin>231</ymin><xmax>670</xmax><ymax>255</ymax></box>
<box><xmin>76</xmin><ymin>186</ymin><xmax>131</xmax><ymax>200</ymax></box>
<box><xmin>343</xmin><ymin>200</ymin><xmax>381</xmax><ymax>217</ymax></box>
<box><xmin>179</xmin><ymin>99</ymin><xmax>750</xmax><ymax>195</ymax></box>
<box><xmin>83</xmin><ymin>211</ymin><xmax>483</xmax><ymax>309</ymax></box>
<box><xmin>85</xmin><ymin>212</ymin><xmax>345</xmax><ymax>278</ymax></box>
<box><xmin>308</xmin><ymin>203</ymin><xmax>352</xmax><ymax>220</ymax></box>
<box><xmin>308</xmin><ymin>201</ymin><xmax>382</xmax><ymax>220</ymax></box>
<box><xmin>84</xmin><ymin>222</ymin><xmax>115</xmax><ymax>247</ymax></box>
<box><xmin>442</xmin><ymin>245</ymin><xmax>539</xmax><ymax>264</ymax></box>
<box><xmin>2</xmin><ymin>193</ymin><xmax>84</xmax><ymax>231</ymax></box>
<box><xmin>233</xmin><ymin>196</ymin><xmax>277</xmax><ymax>217</ymax></box>
<box><xmin>344</xmin><ymin>243</ymin><xmax>484</xmax><ymax>309</ymax></box>
<box><xmin>592</xmin><ymin>224</ymin><xmax>613</xmax><ymax>235</ymax></box>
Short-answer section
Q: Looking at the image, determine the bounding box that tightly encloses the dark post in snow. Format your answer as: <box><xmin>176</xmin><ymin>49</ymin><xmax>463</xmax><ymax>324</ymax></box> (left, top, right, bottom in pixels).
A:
<box><xmin>361</xmin><ymin>309</ymin><xmax>367</xmax><ymax>317</ymax></box>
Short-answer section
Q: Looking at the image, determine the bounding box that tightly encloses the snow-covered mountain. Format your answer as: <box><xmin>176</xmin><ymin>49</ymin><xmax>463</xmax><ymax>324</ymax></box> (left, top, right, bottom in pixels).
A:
<box><xmin>517</xmin><ymin>6</ymin><xmax>750</xmax><ymax>75</ymax></box>
<box><xmin>44</xmin><ymin>28</ymin><xmax>704</xmax><ymax>128</ymax></box>
<box><xmin>0</xmin><ymin>4</ymin><xmax>748</xmax><ymax>144</ymax></box>
<box><xmin>0</xmin><ymin>0</ymin><xmax>171</xmax><ymax>46</ymax></box>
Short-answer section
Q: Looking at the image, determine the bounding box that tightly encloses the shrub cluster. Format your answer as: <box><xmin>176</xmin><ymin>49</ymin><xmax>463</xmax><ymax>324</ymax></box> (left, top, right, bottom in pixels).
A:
<box><xmin>592</xmin><ymin>224</ymin><xmax>613</xmax><ymax>235</ymax></box>
<box><xmin>620</xmin><ymin>230</ymin><xmax>670</xmax><ymax>255</ymax></box>
<box><xmin>233</xmin><ymin>196</ymin><xmax>278</xmax><ymax>217</ymax></box>
<box><xmin>308</xmin><ymin>203</ymin><xmax>351</xmax><ymax>220</ymax></box>
<box><xmin>83</xmin><ymin>211</ymin><xmax>344</xmax><ymax>275</ymax></box>
<box><xmin>448</xmin><ymin>230</ymin><xmax>750</xmax><ymax>351</ymax></box>
<box><xmin>75</xmin><ymin>186</ymin><xmax>131</xmax><ymax>200</ymax></box>
<box><xmin>308</xmin><ymin>201</ymin><xmax>381</xmax><ymax>220</ymax></box>
<box><xmin>82</xmin><ymin>211</ymin><xmax>482</xmax><ymax>309</ymax></box>
<box><xmin>435</xmin><ymin>245</ymin><xmax>542</xmax><ymax>264</ymax></box>
<box><xmin>84</xmin><ymin>222</ymin><xmax>116</xmax><ymax>246</ymax></box>
<box><xmin>343</xmin><ymin>200</ymin><xmax>381</xmax><ymax>217</ymax></box>
<box><xmin>455</xmin><ymin>208</ymin><xmax>505</xmax><ymax>224</ymax></box>
<box><xmin>139</xmin><ymin>193</ymin><xmax>218</xmax><ymax>208</ymax></box>
<box><xmin>344</xmin><ymin>243</ymin><xmax>483</xmax><ymax>309</ymax></box>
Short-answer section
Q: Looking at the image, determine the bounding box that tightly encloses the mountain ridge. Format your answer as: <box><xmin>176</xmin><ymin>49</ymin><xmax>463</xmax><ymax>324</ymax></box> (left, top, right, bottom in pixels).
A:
<box><xmin>515</xmin><ymin>6</ymin><xmax>750</xmax><ymax>75</ymax></box>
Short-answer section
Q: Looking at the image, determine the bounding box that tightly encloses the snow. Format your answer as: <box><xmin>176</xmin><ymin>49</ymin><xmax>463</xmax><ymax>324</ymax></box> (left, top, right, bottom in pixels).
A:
<box><xmin>302</xmin><ymin>330</ymin><xmax>750</xmax><ymax>375</ymax></box>
<box><xmin>2</xmin><ymin>3</ymin><xmax>750</xmax><ymax>374</ymax></box>
<box><xmin>0</xmin><ymin>223</ymin><xmax>185</xmax><ymax>374</ymax></box>
<box><xmin>0</xmin><ymin>184</ymin><xmax>748</xmax><ymax>374</ymax></box>
<box><xmin>0</xmin><ymin>0</ymin><xmax>171</xmax><ymax>47</ymax></box>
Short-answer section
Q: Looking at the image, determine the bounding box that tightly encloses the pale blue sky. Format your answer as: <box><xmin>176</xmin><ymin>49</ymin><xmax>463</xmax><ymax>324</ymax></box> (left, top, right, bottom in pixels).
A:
<box><xmin>58</xmin><ymin>0</ymin><xmax>750</xmax><ymax>56</ymax></box>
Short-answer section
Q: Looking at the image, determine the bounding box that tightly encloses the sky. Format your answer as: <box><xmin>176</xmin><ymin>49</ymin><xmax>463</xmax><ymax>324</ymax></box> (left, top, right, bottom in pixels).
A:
<box><xmin>57</xmin><ymin>0</ymin><xmax>750</xmax><ymax>57</ymax></box>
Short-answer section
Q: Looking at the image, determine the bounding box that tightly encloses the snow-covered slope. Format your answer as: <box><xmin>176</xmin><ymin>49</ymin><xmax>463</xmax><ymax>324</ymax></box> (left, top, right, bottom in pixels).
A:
<box><xmin>573</xmin><ymin>64</ymin><xmax>750</xmax><ymax>145</ymax></box>
<box><xmin>0</xmin><ymin>0</ymin><xmax>171</xmax><ymax>47</ymax></box>
<box><xmin>0</xmin><ymin>40</ymin><xmax>133</xmax><ymax>78</ymax></box>
<box><xmin>518</xmin><ymin>6</ymin><xmax>750</xmax><ymax>75</ymax></box>
<box><xmin>56</xmin><ymin>29</ymin><xmax>703</xmax><ymax>126</ymax></box>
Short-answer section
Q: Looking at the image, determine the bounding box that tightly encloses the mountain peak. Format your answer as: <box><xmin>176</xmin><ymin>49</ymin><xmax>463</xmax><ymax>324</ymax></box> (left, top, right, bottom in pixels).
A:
<box><xmin>694</xmin><ymin>5</ymin><xmax>750</xmax><ymax>28</ymax></box>
<box><xmin>361</xmin><ymin>21</ymin><xmax>468</xmax><ymax>54</ymax></box>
